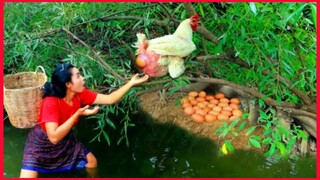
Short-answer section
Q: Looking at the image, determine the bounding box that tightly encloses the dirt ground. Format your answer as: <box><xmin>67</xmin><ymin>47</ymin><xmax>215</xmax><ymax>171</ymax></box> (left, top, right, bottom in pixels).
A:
<box><xmin>138</xmin><ymin>91</ymin><xmax>264</xmax><ymax>152</ymax></box>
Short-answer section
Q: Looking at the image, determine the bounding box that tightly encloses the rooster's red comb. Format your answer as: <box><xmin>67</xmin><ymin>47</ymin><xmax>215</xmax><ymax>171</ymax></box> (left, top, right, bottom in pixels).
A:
<box><xmin>191</xmin><ymin>14</ymin><xmax>200</xmax><ymax>22</ymax></box>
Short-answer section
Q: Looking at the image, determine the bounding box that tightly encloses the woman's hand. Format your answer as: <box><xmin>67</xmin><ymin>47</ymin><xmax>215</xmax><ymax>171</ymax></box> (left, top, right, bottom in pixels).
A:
<box><xmin>76</xmin><ymin>105</ymin><xmax>100</xmax><ymax>116</ymax></box>
<box><xmin>129</xmin><ymin>73</ymin><xmax>149</xmax><ymax>86</ymax></box>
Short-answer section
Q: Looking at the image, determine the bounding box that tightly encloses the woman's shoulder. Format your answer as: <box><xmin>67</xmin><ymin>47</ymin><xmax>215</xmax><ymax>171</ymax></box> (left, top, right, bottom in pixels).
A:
<box><xmin>42</xmin><ymin>96</ymin><xmax>60</xmax><ymax>105</ymax></box>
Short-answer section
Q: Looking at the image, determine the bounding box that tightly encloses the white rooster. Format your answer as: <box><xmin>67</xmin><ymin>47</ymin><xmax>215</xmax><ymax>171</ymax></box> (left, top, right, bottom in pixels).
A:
<box><xmin>134</xmin><ymin>14</ymin><xmax>200</xmax><ymax>78</ymax></box>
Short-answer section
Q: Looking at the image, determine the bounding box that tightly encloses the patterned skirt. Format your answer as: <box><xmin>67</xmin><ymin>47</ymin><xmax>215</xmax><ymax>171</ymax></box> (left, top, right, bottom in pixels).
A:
<box><xmin>21</xmin><ymin>125</ymin><xmax>89</xmax><ymax>173</ymax></box>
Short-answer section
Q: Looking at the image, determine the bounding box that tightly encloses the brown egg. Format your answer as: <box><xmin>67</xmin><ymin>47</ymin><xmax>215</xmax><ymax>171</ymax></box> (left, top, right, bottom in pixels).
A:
<box><xmin>187</xmin><ymin>96</ymin><xmax>195</xmax><ymax>101</ymax></box>
<box><xmin>229</xmin><ymin>116</ymin><xmax>239</xmax><ymax>121</ymax></box>
<box><xmin>202</xmin><ymin>101</ymin><xmax>209</xmax><ymax>105</ymax></box>
<box><xmin>217</xmin><ymin>114</ymin><xmax>229</xmax><ymax>121</ymax></box>
<box><xmin>193</xmin><ymin>106</ymin><xmax>201</xmax><ymax>111</ymax></box>
<box><xmin>210</xmin><ymin>99</ymin><xmax>219</xmax><ymax>105</ymax></box>
<box><xmin>218</xmin><ymin>102</ymin><xmax>229</xmax><ymax>107</ymax></box>
<box><xmin>215</xmin><ymin>93</ymin><xmax>225</xmax><ymax>99</ymax></box>
<box><xmin>223</xmin><ymin>106</ymin><xmax>233</xmax><ymax>112</ymax></box>
<box><xmin>195</xmin><ymin>109</ymin><xmax>207</xmax><ymax>116</ymax></box>
<box><xmin>203</xmin><ymin>107</ymin><xmax>212</xmax><ymax>113</ymax></box>
<box><xmin>205</xmin><ymin>114</ymin><xmax>217</xmax><ymax>122</ymax></box>
<box><xmin>221</xmin><ymin>110</ymin><xmax>232</xmax><ymax>116</ymax></box>
<box><xmin>190</xmin><ymin>100</ymin><xmax>198</xmax><ymax>106</ymax></box>
<box><xmin>229</xmin><ymin>103</ymin><xmax>239</xmax><ymax>110</ymax></box>
<box><xmin>196</xmin><ymin>97</ymin><xmax>206</xmax><ymax>102</ymax></box>
<box><xmin>212</xmin><ymin>106</ymin><xmax>222</xmax><ymax>112</ymax></box>
<box><xmin>180</xmin><ymin>98</ymin><xmax>190</xmax><ymax>105</ymax></box>
<box><xmin>207</xmin><ymin>103</ymin><xmax>216</xmax><ymax>108</ymax></box>
<box><xmin>208</xmin><ymin>110</ymin><xmax>220</xmax><ymax>116</ymax></box>
<box><xmin>219</xmin><ymin>98</ymin><xmax>230</xmax><ymax>104</ymax></box>
<box><xmin>197</xmin><ymin>102</ymin><xmax>206</xmax><ymax>109</ymax></box>
<box><xmin>182</xmin><ymin>102</ymin><xmax>192</xmax><ymax>109</ymax></box>
<box><xmin>191</xmin><ymin>113</ymin><xmax>205</xmax><ymax>123</ymax></box>
<box><xmin>184</xmin><ymin>107</ymin><xmax>195</xmax><ymax>115</ymax></box>
<box><xmin>198</xmin><ymin>91</ymin><xmax>207</xmax><ymax>97</ymax></box>
<box><xmin>205</xmin><ymin>95</ymin><xmax>215</xmax><ymax>101</ymax></box>
<box><xmin>230</xmin><ymin>98</ymin><xmax>240</xmax><ymax>104</ymax></box>
<box><xmin>136</xmin><ymin>56</ymin><xmax>146</xmax><ymax>68</ymax></box>
<box><xmin>232</xmin><ymin>109</ymin><xmax>243</xmax><ymax>117</ymax></box>
<box><xmin>188</xmin><ymin>91</ymin><xmax>198</xmax><ymax>97</ymax></box>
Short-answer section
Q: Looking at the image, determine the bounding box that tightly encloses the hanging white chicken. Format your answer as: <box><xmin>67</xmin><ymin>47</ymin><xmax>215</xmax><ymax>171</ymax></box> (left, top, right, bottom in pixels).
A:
<box><xmin>134</xmin><ymin>14</ymin><xmax>200</xmax><ymax>78</ymax></box>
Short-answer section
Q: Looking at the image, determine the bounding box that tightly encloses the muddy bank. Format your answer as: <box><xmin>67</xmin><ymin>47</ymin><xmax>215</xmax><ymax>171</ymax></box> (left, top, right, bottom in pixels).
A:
<box><xmin>138</xmin><ymin>91</ymin><xmax>264</xmax><ymax>151</ymax></box>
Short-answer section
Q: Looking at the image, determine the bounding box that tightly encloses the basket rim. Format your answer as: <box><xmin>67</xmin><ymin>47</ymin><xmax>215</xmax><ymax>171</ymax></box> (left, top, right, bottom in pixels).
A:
<box><xmin>4</xmin><ymin>72</ymin><xmax>47</xmax><ymax>91</ymax></box>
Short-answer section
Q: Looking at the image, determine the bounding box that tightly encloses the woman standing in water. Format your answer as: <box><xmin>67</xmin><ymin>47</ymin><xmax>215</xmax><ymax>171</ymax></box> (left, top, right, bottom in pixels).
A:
<box><xmin>20</xmin><ymin>63</ymin><xmax>149</xmax><ymax>178</ymax></box>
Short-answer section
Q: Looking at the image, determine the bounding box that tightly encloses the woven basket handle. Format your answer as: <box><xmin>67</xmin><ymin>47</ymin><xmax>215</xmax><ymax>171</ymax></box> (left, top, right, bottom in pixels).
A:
<box><xmin>35</xmin><ymin>66</ymin><xmax>47</xmax><ymax>77</ymax></box>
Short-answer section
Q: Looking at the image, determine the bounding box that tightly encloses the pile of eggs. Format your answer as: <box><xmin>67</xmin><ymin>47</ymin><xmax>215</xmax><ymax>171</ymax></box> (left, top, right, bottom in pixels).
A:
<box><xmin>180</xmin><ymin>91</ymin><xmax>243</xmax><ymax>123</ymax></box>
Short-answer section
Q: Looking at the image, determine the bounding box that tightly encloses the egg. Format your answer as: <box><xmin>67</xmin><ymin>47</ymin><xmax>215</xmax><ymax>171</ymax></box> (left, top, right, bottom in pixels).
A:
<box><xmin>221</xmin><ymin>110</ymin><xmax>232</xmax><ymax>116</ymax></box>
<box><xmin>198</xmin><ymin>91</ymin><xmax>207</xmax><ymax>97</ymax></box>
<box><xmin>218</xmin><ymin>102</ymin><xmax>229</xmax><ymax>107</ymax></box>
<box><xmin>202</xmin><ymin>101</ymin><xmax>209</xmax><ymax>105</ymax></box>
<box><xmin>205</xmin><ymin>114</ymin><xmax>217</xmax><ymax>122</ymax></box>
<box><xmin>196</xmin><ymin>97</ymin><xmax>206</xmax><ymax>102</ymax></box>
<box><xmin>196</xmin><ymin>102</ymin><xmax>206</xmax><ymax>109</ymax></box>
<box><xmin>229</xmin><ymin>116</ymin><xmax>239</xmax><ymax>121</ymax></box>
<box><xmin>208</xmin><ymin>110</ymin><xmax>220</xmax><ymax>116</ymax></box>
<box><xmin>195</xmin><ymin>109</ymin><xmax>207</xmax><ymax>116</ymax></box>
<box><xmin>188</xmin><ymin>91</ymin><xmax>198</xmax><ymax>97</ymax></box>
<box><xmin>187</xmin><ymin>96</ymin><xmax>195</xmax><ymax>101</ymax></box>
<box><xmin>217</xmin><ymin>114</ymin><xmax>229</xmax><ymax>121</ymax></box>
<box><xmin>191</xmin><ymin>113</ymin><xmax>205</xmax><ymax>123</ymax></box>
<box><xmin>210</xmin><ymin>99</ymin><xmax>219</xmax><ymax>105</ymax></box>
<box><xmin>207</xmin><ymin>103</ymin><xmax>216</xmax><ymax>108</ymax></box>
<box><xmin>193</xmin><ymin>106</ymin><xmax>201</xmax><ymax>111</ymax></box>
<box><xmin>180</xmin><ymin>98</ymin><xmax>190</xmax><ymax>105</ymax></box>
<box><xmin>219</xmin><ymin>98</ymin><xmax>230</xmax><ymax>104</ymax></box>
<box><xmin>135</xmin><ymin>55</ymin><xmax>147</xmax><ymax>68</ymax></box>
<box><xmin>182</xmin><ymin>102</ymin><xmax>192</xmax><ymax>109</ymax></box>
<box><xmin>223</xmin><ymin>106</ymin><xmax>233</xmax><ymax>112</ymax></box>
<box><xmin>229</xmin><ymin>103</ymin><xmax>239</xmax><ymax>110</ymax></box>
<box><xmin>212</xmin><ymin>106</ymin><xmax>222</xmax><ymax>112</ymax></box>
<box><xmin>190</xmin><ymin>100</ymin><xmax>198</xmax><ymax>106</ymax></box>
<box><xmin>184</xmin><ymin>107</ymin><xmax>195</xmax><ymax>115</ymax></box>
<box><xmin>205</xmin><ymin>95</ymin><xmax>215</xmax><ymax>101</ymax></box>
<box><xmin>232</xmin><ymin>109</ymin><xmax>243</xmax><ymax>117</ymax></box>
<box><xmin>230</xmin><ymin>98</ymin><xmax>240</xmax><ymax>104</ymax></box>
<box><xmin>215</xmin><ymin>93</ymin><xmax>225</xmax><ymax>99</ymax></box>
<box><xmin>203</xmin><ymin>107</ymin><xmax>212</xmax><ymax>113</ymax></box>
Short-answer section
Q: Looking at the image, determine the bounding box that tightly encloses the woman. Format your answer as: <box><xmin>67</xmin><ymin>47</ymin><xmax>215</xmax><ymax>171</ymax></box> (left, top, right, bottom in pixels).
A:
<box><xmin>19</xmin><ymin>63</ymin><xmax>149</xmax><ymax>178</ymax></box>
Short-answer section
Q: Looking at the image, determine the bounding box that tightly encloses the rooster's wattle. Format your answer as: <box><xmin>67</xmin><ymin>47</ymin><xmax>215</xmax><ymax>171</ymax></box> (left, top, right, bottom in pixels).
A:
<box><xmin>134</xmin><ymin>14</ymin><xmax>200</xmax><ymax>78</ymax></box>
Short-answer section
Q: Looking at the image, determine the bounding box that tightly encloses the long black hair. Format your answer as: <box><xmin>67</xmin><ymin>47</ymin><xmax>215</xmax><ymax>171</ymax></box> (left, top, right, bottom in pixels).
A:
<box><xmin>43</xmin><ymin>63</ymin><xmax>74</xmax><ymax>98</ymax></box>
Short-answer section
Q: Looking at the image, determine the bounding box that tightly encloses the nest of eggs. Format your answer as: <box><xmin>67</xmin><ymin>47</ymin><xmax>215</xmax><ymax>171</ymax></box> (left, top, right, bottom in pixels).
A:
<box><xmin>181</xmin><ymin>91</ymin><xmax>243</xmax><ymax>123</ymax></box>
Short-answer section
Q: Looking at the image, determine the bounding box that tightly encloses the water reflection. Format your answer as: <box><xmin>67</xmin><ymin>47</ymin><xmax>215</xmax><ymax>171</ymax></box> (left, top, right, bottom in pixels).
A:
<box><xmin>3</xmin><ymin>114</ymin><xmax>316</xmax><ymax>178</ymax></box>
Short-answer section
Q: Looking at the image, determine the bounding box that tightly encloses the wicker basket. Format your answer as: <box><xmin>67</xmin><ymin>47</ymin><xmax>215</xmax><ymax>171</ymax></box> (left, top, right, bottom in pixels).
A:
<box><xmin>4</xmin><ymin>66</ymin><xmax>47</xmax><ymax>128</ymax></box>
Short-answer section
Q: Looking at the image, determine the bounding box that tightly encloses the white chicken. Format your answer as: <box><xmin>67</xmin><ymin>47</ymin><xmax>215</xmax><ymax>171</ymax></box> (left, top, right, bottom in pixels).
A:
<box><xmin>134</xmin><ymin>14</ymin><xmax>200</xmax><ymax>78</ymax></box>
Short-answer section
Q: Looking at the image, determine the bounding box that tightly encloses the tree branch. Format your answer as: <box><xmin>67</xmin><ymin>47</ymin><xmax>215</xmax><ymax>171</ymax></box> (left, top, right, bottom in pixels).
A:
<box><xmin>63</xmin><ymin>28</ymin><xmax>127</xmax><ymax>82</ymax></box>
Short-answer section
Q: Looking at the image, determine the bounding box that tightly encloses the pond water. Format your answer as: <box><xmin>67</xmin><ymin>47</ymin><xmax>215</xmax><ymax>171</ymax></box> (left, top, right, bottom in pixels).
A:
<box><xmin>3</xmin><ymin>113</ymin><xmax>316</xmax><ymax>178</ymax></box>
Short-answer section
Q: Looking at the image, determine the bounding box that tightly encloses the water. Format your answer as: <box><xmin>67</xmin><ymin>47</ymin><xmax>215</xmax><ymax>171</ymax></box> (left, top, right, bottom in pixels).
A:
<box><xmin>3</xmin><ymin>113</ymin><xmax>316</xmax><ymax>178</ymax></box>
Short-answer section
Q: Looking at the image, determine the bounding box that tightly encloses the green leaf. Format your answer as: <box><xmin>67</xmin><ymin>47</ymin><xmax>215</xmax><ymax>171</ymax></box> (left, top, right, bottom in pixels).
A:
<box><xmin>264</xmin><ymin>144</ymin><xmax>276</xmax><ymax>157</ymax></box>
<box><xmin>263</xmin><ymin>128</ymin><xmax>273</xmax><ymax>136</ymax></box>
<box><xmin>238</xmin><ymin>121</ymin><xmax>247</xmax><ymax>131</ymax></box>
<box><xmin>276</xmin><ymin>142</ymin><xmax>287</xmax><ymax>157</ymax></box>
<box><xmin>246</xmin><ymin>126</ymin><xmax>257</xmax><ymax>136</ymax></box>
<box><xmin>249</xmin><ymin>138</ymin><xmax>261</xmax><ymax>148</ymax></box>
<box><xmin>298</xmin><ymin>130</ymin><xmax>308</xmax><ymax>141</ymax></box>
<box><xmin>232</xmin><ymin>131</ymin><xmax>239</xmax><ymax>137</ymax></box>
<box><xmin>102</xmin><ymin>131</ymin><xmax>111</xmax><ymax>146</ymax></box>
<box><xmin>285</xmin><ymin>3</ymin><xmax>307</xmax><ymax>25</ymax></box>
<box><xmin>310</xmin><ymin>3</ymin><xmax>316</xmax><ymax>26</ymax></box>
<box><xmin>225</xmin><ymin>140</ymin><xmax>235</xmax><ymax>153</ymax></box>
<box><xmin>262</xmin><ymin>137</ymin><xmax>272</xmax><ymax>145</ymax></box>
<box><xmin>249</xmin><ymin>3</ymin><xmax>257</xmax><ymax>15</ymax></box>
